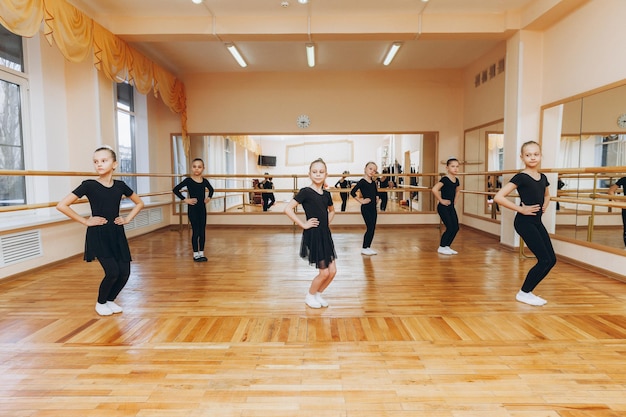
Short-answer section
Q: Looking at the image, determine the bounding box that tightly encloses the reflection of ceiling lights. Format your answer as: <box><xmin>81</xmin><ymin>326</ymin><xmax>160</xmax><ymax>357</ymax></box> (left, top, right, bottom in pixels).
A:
<box><xmin>383</xmin><ymin>42</ymin><xmax>402</xmax><ymax>66</ymax></box>
<box><xmin>225</xmin><ymin>43</ymin><xmax>248</xmax><ymax>68</ymax></box>
<box><xmin>191</xmin><ymin>0</ymin><xmax>202</xmax><ymax>4</ymax></box>
<box><xmin>298</xmin><ymin>0</ymin><xmax>309</xmax><ymax>4</ymax></box>
<box><xmin>306</xmin><ymin>43</ymin><xmax>315</xmax><ymax>67</ymax></box>
<box><xmin>281</xmin><ymin>1</ymin><xmax>289</xmax><ymax>7</ymax></box>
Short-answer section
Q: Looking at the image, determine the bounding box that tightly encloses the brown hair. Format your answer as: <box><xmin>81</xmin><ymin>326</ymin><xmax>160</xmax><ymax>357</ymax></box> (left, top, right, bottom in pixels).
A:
<box><xmin>94</xmin><ymin>145</ymin><xmax>116</xmax><ymax>161</ymax></box>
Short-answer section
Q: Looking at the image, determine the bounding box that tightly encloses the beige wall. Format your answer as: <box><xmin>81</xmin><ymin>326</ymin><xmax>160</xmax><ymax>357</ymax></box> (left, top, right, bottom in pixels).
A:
<box><xmin>183</xmin><ymin>69</ymin><xmax>464</xmax><ymax>162</ymax></box>
<box><xmin>462</xmin><ymin>42</ymin><xmax>507</xmax><ymax>129</ymax></box>
<box><xmin>542</xmin><ymin>0</ymin><xmax>626</xmax><ymax>103</ymax></box>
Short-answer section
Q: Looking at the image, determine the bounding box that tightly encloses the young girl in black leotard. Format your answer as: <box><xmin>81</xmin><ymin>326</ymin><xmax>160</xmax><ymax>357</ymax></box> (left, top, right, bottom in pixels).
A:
<box><xmin>334</xmin><ymin>171</ymin><xmax>351</xmax><ymax>212</ymax></box>
<box><xmin>432</xmin><ymin>158</ymin><xmax>461</xmax><ymax>255</ymax></box>
<box><xmin>351</xmin><ymin>161</ymin><xmax>379</xmax><ymax>256</ymax></box>
<box><xmin>172</xmin><ymin>158</ymin><xmax>215</xmax><ymax>262</ymax></box>
<box><xmin>56</xmin><ymin>146</ymin><xmax>144</xmax><ymax>316</ymax></box>
<box><xmin>494</xmin><ymin>141</ymin><xmax>557</xmax><ymax>306</ymax></box>
<box><xmin>284</xmin><ymin>158</ymin><xmax>337</xmax><ymax>309</ymax></box>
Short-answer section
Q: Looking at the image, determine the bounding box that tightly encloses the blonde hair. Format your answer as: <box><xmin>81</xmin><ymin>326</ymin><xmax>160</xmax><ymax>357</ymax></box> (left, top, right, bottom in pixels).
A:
<box><xmin>309</xmin><ymin>158</ymin><xmax>327</xmax><ymax>172</ymax></box>
<box><xmin>520</xmin><ymin>140</ymin><xmax>540</xmax><ymax>153</ymax></box>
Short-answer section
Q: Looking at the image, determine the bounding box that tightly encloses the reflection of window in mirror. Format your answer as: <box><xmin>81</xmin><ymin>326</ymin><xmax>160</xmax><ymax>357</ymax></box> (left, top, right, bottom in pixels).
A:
<box><xmin>546</xmin><ymin>82</ymin><xmax>626</xmax><ymax>251</ymax></box>
<box><xmin>463</xmin><ymin>120</ymin><xmax>503</xmax><ymax>221</ymax></box>
<box><xmin>485</xmin><ymin>133</ymin><xmax>503</xmax><ymax>216</ymax></box>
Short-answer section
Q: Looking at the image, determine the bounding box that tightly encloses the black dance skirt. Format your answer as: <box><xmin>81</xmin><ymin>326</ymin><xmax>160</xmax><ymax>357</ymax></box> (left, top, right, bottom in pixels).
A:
<box><xmin>84</xmin><ymin>223</ymin><xmax>132</xmax><ymax>262</ymax></box>
<box><xmin>300</xmin><ymin>227</ymin><xmax>336</xmax><ymax>269</ymax></box>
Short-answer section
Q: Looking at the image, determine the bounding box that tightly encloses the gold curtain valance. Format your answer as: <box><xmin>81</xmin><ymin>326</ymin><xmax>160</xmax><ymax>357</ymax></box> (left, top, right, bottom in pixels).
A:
<box><xmin>228</xmin><ymin>135</ymin><xmax>262</xmax><ymax>155</ymax></box>
<box><xmin>0</xmin><ymin>0</ymin><xmax>189</xmax><ymax>153</ymax></box>
<box><xmin>0</xmin><ymin>0</ymin><xmax>44</xmax><ymax>37</ymax></box>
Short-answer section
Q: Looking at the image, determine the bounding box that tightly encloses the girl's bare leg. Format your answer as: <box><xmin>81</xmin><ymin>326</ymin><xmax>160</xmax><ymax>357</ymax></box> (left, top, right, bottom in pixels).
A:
<box><xmin>317</xmin><ymin>261</ymin><xmax>336</xmax><ymax>293</ymax></box>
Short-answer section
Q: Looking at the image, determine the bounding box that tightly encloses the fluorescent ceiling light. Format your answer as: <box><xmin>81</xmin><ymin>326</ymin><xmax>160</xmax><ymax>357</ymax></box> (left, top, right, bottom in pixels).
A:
<box><xmin>383</xmin><ymin>42</ymin><xmax>402</xmax><ymax>66</ymax></box>
<box><xmin>191</xmin><ymin>0</ymin><xmax>202</xmax><ymax>4</ymax></box>
<box><xmin>306</xmin><ymin>43</ymin><xmax>315</xmax><ymax>68</ymax></box>
<box><xmin>225</xmin><ymin>43</ymin><xmax>247</xmax><ymax>68</ymax></box>
<box><xmin>298</xmin><ymin>0</ymin><xmax>309</xmax><ymax>3</ymax></box>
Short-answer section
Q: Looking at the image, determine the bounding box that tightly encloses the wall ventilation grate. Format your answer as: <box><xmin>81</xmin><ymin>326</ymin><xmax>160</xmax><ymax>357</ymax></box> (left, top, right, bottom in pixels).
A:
<box><xmin>124</xmin><ymin>207</ymin><xmax>163</xmax><ymax>231</ymax></box>
<box><xmin>0</xmin><ymin>230</ymin><xmax>43</xmax><ymax>267</ymax></box>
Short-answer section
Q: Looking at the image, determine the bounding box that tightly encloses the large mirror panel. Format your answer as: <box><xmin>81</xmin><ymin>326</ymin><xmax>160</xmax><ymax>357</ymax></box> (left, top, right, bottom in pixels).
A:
<box><xmin>172</xmin><ymin>133</ymin><xmax>438</xmax><ymax>214</ymax></box>
<box><xmin>548</xmin><ymin>83</ymin><xmax>626</xmax><ymax>249</ymax></box>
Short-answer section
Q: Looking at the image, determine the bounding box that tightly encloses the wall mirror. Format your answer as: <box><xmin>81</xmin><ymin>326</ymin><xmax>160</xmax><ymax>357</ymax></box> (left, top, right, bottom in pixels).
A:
<box><xmin>463</xmin><ymin>120</ymin><xmax>504</xmax><ymax>221</ymax></box>
<box><xmin>544</xmin><ymin>82</ymin><xmax>626</xmax><ymax>249</ymax></box>
<box><xmin>172</xmin><ymin>133</ymin><xmax>438</xmax><ymax>214</ymax></box>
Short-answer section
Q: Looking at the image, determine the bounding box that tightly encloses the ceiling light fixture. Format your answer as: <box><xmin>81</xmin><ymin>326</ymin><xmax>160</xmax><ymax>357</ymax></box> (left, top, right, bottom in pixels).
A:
<box><xmin>225</xmin><ymin>43</ymin><xmax>247</xmax><ymax>68</ymax></box>
<box><xmin>191</xmin><ymin>0</ymin><xmax>202</xmax><ymax>4</ymax></box>
<box><xmin>306</xmin><ymin>43</ymin><xmax>315</xmax><ymax>67</ymax></box>
<box><xmin>298</xmin><ymin>0</ymin><xmax>309</xmax><ymax>4</ymax></box>
<box><xmin>383</xmin><ymin>42</ymin><xmax>402</xmax><ymax>66</ymax></box>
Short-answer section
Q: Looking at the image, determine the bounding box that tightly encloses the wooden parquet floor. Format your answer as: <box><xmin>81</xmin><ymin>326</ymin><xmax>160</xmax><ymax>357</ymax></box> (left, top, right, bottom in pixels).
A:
<box><xmin>1</xmin><ymin>225</ymin><xmax>626</xmax><ymax>417</ymax></box>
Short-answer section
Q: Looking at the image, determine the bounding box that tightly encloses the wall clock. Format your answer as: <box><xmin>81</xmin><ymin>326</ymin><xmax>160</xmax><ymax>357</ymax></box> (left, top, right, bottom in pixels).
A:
<box><xmin>617</xmin><ymin>113</ymin><xmax>626</xmax><ymax>128</ymax></box>
<box><xmin>297</xmin><ymin>114</ymin><xmax>310</xmax><ymax>128</ymax></box>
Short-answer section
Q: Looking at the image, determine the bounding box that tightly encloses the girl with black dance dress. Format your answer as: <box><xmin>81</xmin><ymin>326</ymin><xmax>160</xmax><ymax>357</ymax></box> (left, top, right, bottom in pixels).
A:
<box><xmin>284</xmin><ymin>158</ymin><xmax>337</xmax><ymax>309</ymax></box>
<box><xmin>56</xmin><ymin>146</ymin><xmax>144</xmax><ymax>316</ymax></box>
<box><xmin>494</xmin><ymin>141</ymin><xmax>556</xmax><ymax>306</ymax></box>
<box><xmin>172</xmin><ymin>158</ymin><xmax>215</xmax><ymax>262</ymax></box>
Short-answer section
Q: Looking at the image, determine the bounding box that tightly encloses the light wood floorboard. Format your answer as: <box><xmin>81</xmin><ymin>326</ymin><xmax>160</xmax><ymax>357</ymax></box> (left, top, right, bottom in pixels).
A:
<box><xmin>1</xmin><ymin>225</ymin><xmax>626</xmax><ymax>416</ymax></box>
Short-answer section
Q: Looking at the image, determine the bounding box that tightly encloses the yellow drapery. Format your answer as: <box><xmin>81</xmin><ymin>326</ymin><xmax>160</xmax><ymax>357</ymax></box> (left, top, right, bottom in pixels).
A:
<box><xmin>0</xmin><ymin>0</ymin><xmax>43</xmax><ymax>37</ymax></box>
<box><xmin>0</xmin><ymin>0</ymin><xmax>189</xmax><ymax>154</ymax></box>
<box><xmin>228</xmin><ymin>136</ymin><xmax>261</xmax><ymax>155</ymax></box>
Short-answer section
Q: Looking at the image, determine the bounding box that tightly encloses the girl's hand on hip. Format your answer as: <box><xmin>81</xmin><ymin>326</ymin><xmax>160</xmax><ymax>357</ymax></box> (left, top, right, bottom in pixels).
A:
<box><xmin>114</xmin><ymin>216</ymin><xmax>129</xmax><ymax>225</ymax></box>
<box><xmin>519</xmin><ymin>203</ymin><xmax>541</xmax><ymax>215</ymax></box>
<box><xmin>86</xmin><ymin>216</ymin><xmax>108</xmax><ymax>226</ymax></box>
<box><xmin>303</xmin><ymin>218</ymin><xmax>319</xmax><ymax>229</ymax></box>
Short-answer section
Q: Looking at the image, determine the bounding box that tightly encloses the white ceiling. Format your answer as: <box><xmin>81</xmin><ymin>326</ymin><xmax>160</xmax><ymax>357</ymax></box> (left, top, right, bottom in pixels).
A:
<box><xmin>68</xmin><ymin>0</ymin><xmax>586</xmax><ymax>77</ymax></box>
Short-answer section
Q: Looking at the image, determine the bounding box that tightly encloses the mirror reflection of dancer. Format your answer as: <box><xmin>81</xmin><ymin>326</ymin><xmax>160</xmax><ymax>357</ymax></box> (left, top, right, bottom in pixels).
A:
<box><xmin>260</xmin><ymin>173</ymin><xmax>275</xmax><ymax>211</ymax></box>
<box><xmin>351</xmin><ymin>161</ymin><xmax>379</xmax><ymax>256</ymax></box>
<box><xmin>377</xmin><ymin>169</ymin><xmax>394</xmax><ymax>212</ymax></box>
<box><xmin>284</xmin><ymin>158</ymin><xmax>337</xmax><ymax>309</ymax></box>
<box><xmin>608</xmin><ymin>176</ymin><xmax>626</xmax><ymax>247</ymax></box>
<box><xmin>56</xmin><ymin>146</ymin><xmax>144</xmax><ymax>316</ymax></box>
<box><xmin>334</xmin><ymin>171</ymin><xmax>351</xmax><ymax>212</ymax></box>
<box><xmin>172</xmin><ymin>158</ymin><xmax>215</xmax><ymax>262</ymax></box>
<box><xmin>432</xmin><ymin>158</ymin><xmax>461</xmax><ymax>255</ymax></box>
<box><xmin>494</xmin><ymin>141</ymin><xmax>556</xmax><ymax>306</ymax></box>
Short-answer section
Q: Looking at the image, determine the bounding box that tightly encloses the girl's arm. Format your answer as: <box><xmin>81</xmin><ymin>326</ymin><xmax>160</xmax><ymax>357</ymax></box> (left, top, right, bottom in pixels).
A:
<box><xmin>204</xmin><ymin>180</ymin><xmax>215</xmax><ymax>203</ymax></box>
<box><xmin>494</xmin><ymin>182</ymin><xmax>541</xmax><ymax>215</ymax></box>
<box><xmin>56</xmin><ymin>193</ymin><xmax>90</xmax><ymax>226</ymax></box>
<box><xmin>284</xmin><ymin>199</ymin><xmax>319</xmax><ymax>229</ymax></box>
<box><xmin>172</xmin><ymin>179</ymin><xmax>187</xmax><ymax>200</ymax></box>
<box><xmin>349</xmin><ymin>181</ymin><xmax>360</xmax><ymax>198</ymax></box>
<box><xmin>542</xmin><ymin>186</ymin><xmax>551</xmax><ymax>212</ymax></box>
<box><xmin>328</xmin><ymin>204</ymin><xmax>336</xmax><ymax>224</ymax></box>
<box><xmin>115</xmin><ymin>193</ymin><xmax>144</xmax><ymax>225</ymax></box>
<box><xmin>454</xmin><ymin>182</ymin><xmax>461</xmax><ymax>203</ymax></box>
<box><xmin>431</xmin><ymin>181</ymin><xmax>444</xmax><ymax>204</ymax></box>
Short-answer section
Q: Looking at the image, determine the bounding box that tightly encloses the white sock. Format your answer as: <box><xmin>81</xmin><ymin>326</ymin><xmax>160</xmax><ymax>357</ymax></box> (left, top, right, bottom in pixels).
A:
<box><xmin>199</xmin><ymin>251</ymin><xmax>204</xmax><ymax>257</ymax></box>
<box><xmin>193</xmin><ymin>252</ymin><xmax>200</xmax><ymax>258</ymax></box>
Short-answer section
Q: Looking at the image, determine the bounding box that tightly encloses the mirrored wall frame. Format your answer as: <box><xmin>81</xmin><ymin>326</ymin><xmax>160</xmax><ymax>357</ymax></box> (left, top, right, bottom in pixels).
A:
<box><xmin>541</xmin><ymin>80</ymin><xmax>626</xmax><ymax>252</ymax></box>
<box><xmin>462</xmin><ymin>120</ymin><xmax>504</xmax><ymax>222</ymax></box>
<box><xmin>171</xmin><ymin>132</ymin><xmax>440</xmax><ymax>215</ymax></box>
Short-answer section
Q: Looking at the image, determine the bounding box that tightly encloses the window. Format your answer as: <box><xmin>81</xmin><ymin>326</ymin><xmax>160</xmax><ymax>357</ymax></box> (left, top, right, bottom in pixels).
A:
<box><xmin>116</xmin><ymin>82</ymin><xmax>136</xmax><ymax>191</ymax></box>
<box><xmin>0</xmin><ymin>25</ymin><xmax>26</xmax><ymax>206</ymax></box>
